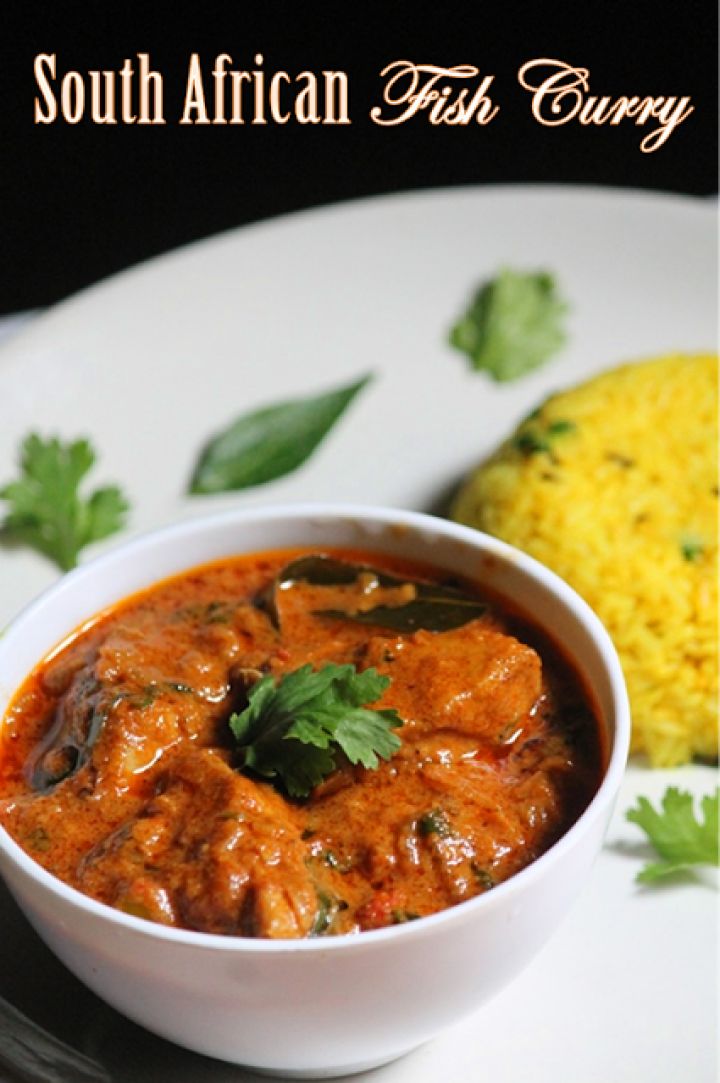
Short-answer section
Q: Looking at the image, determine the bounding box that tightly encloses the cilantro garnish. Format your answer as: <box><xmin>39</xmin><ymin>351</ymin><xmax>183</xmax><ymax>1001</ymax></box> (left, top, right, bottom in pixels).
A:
<box><xmin>513</xmin><ymin>431</ymin><xmax>551</xmax><ymax>456</ymax></box>
<box><xmin>0</xmin><ymin>434</ymin><xmax>129</xmax><ymax>571</ymax></box>
<box><xmin>229</xmin><ymin>664</ymin><xmax>402</xmax><ymax>798</ymax></box>
<box><xmin>391</xmin><ymin>909</ymin><xmax>420</xmax><ymax>924</ymax></box>
<box><xmin>626</xmin><ymin>787</ymin><xmax>719</xmax><ymax>883</ymax></box>
<box><xmin>546</xmin><ymin>418</ymin><xmax>576</xmax><ymax>436</ymax></box>
<box><xmin>450</xmin><ymin>268</ymin><xmax>568</xmax><ymax>381</ymax></box>
<box><xmin>418</xmin><ymin>808</ymin><xmax>451</xmax><ymax>837</ymax></box>
<box><xmin>680</xmin><ymin>537</ymin><xmax>704</xmax><ymax>562</ymax></box>
<box><xmin>512</xmin><ymin>417</ymin><xmax>577</xmax><ymax>458</ymax></box>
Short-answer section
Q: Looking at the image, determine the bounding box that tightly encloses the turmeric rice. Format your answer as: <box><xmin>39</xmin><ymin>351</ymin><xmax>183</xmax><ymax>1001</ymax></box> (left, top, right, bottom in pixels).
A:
<box><xmin>452</xmin><ymin>353</ymin><xmax>718</xmax><ymax>766</ymax></box>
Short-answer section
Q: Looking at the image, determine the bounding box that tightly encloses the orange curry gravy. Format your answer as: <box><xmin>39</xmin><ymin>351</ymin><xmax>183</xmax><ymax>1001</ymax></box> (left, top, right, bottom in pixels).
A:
<box><xmin>0</xmin><ymin>548</ymin><xmax>604</xmax><ymax>938</ymax></box>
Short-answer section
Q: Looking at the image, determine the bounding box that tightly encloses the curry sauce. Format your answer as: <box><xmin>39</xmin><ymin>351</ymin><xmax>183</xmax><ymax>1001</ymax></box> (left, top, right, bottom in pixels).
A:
<box><xmin>0</xmin><ymin>548</ymin><xmax>604</xmax><ymax>938</ymax></box>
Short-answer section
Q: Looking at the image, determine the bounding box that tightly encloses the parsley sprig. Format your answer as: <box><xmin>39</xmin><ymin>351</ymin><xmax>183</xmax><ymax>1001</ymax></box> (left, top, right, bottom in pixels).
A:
<box><xmin>0</xmin><ymin>434</ymin><xmax>129</xmax><ymax>571</ymax></box>
<box><xmin>626</xmin><ymin>787</ymin><xmax>719</xmax><ymax>883</ymax></box>
<box><xmin>229</xmin><ymin>664</ymin><xmax>402</xmax><ymax>798</ymax></box>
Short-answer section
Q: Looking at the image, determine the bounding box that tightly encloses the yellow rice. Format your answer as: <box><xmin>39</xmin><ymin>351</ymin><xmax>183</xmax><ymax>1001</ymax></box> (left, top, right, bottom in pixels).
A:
<box><xmin>452</xmin><ymin>353</ymin><xmax>718</xmax><ymax>767</ymax></box>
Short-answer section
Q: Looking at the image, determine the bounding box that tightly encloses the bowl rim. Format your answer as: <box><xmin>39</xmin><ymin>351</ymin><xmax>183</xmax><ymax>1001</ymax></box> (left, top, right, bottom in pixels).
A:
<box><xmin>0</xmin><ymin>502</ymin><xmax>631</xmax><ymax>954</ymax></box>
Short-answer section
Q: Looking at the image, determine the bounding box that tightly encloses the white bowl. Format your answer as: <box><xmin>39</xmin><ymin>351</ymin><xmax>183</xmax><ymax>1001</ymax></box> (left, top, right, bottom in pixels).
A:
<box><xmin>0</xmin><ymin>505</ymin><xmax>630</xmax><ymax>1078</ymax></box>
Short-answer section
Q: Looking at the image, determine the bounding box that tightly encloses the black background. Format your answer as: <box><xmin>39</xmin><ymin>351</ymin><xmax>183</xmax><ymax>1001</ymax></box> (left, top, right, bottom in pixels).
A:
<box><xmin>1</xmin><ymin>1</ymin><xmax>717</xmax><ymax>316</ymax></box>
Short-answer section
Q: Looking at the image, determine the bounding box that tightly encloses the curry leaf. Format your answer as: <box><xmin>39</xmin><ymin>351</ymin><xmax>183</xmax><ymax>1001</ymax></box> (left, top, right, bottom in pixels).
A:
<box><xmin>450</xmin><ymin>268</ymin><xmax>568</xmax><ymax>381</ymax></box>
<box><xmin>276</xmin><ymin>554</ymin><xmax>393</xmax><ymax>588</ymax></box>
<box><xmin>0</xmin><ymin>434</ymin><xmax>129</xmax><ymax>571</ymax></box>
<box><xmin>318</xmin><ymin>600</ymin><xmax>486</xmax><ymax>633</ymax></box>
<box><xmin>229</xmin><ymin>663</ymin><xmax>402</xmax><ymax>797</ymax></box>
<box><xmin>188</xmin><ymin>375</ymin><xmax>371</xmax><ymax>494</ymax></box>
<box><xmin>263</xmin><ymin>553</ymin><xmax>487</xmax><ymax>633</ymax></box>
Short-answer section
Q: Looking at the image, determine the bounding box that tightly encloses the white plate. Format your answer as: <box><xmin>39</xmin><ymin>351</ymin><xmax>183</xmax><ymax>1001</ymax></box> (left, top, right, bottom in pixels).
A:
<box><xmin>0</xmin><ymin>186</ymin><xmax>717</xmax><ymax>1082</ymax></box>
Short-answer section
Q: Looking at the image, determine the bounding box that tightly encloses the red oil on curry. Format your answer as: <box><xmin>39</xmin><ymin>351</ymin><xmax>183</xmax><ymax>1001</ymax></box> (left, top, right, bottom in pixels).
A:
<box><xmin>0</xmin><ymin>547</ymin><xmax>604</xmax><ymax>938</ymax></box>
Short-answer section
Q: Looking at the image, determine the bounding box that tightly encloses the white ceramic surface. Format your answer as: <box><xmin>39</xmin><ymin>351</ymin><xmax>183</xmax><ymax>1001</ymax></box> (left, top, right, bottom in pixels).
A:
<box><xmin>0</xmin><ymin>187</ymin><xmax>717</xmax><ymax>1081</ymax></box>
<box><xmin>0</xmin><ymin>505</ymin><xmax>630</xmax><ymax>1077</ymax></box>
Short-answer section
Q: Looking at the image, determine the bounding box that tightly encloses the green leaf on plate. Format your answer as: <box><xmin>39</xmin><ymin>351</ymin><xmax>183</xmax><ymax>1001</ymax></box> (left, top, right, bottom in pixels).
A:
<box><xmin>188</xmin><ymin>374</ymin><xmax>371</xmax><ymax>494</ymax></box>
<box><xmin>0</xmin><ymin>433</ymin><xmax>129</xmax><ymax>572</ymax></box>
<box><xmin>450</xmin><ymin>268</ymin><xmax>568</xmax><ymax>381</ymax></box>
<box><xmin>626</xmin><ymin>786</ymin><xmax>719</xmax><ymax>883</ymax></box>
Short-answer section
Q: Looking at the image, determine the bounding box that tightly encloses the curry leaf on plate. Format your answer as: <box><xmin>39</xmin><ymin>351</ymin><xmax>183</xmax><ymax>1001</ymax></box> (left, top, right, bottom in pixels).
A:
<box><xmin>626</xmin><ymin>787</ymin><xmax>719</xmax><ymax>882</ymax></box>
<box><xmin>450</xmin><ymin>268</ymin><xmax>568</xmax><ymax>381</ymax></box>
<box><xmin>229</xmin><ymin>663</ymin><xmax>402</xmax><ymax>797</ymax></box>
<box><xmin>188</xmin><ymin>374</ymin><xmax>371</xmax><ymax>494</ymax></box>
<box><xmin>0</xmin><ymin>434</ymin><xmax>129</xmax><ymax>572</ymax></box>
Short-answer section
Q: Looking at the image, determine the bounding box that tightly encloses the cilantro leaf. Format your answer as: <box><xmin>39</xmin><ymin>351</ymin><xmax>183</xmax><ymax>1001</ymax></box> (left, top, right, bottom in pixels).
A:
<box><xmin>680</xmin><ymin>536</ymin><xmax>704</xmax><ymax>562</ymax></box>
<box><xmin>450</xmin><ymin>268</ymin><xmax>568</xmax><ymax>381</ymax></box>
<box><xmin>626</xmin><ymin>787</ymin><xmax>720</xmax><ymax>883</ymax></box>
<box><xmin>229</xmin><ymin>664</ymin><xmax>403</xmax><ymax>797</ymax></box>
<box><xmin>0</xmin><ymin>434</ymin><xmax>129</xmax><ymax>571</ymax></box>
